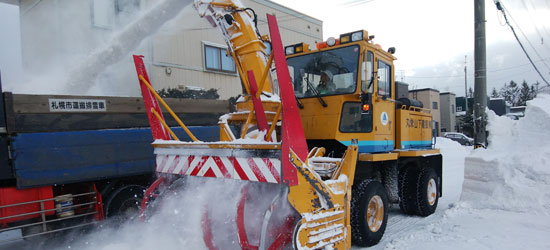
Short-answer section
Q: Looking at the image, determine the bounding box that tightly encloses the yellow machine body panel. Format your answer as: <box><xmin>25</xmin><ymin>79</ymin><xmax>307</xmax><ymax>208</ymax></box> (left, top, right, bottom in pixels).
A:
<box><xmin>395</xmin><ymin>107</ymin><xmax>434</xmax><ymax>150</ymax></box>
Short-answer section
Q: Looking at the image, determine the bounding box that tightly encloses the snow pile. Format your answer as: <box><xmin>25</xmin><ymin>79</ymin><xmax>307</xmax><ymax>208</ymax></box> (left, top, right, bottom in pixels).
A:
<box><xmin>461</xmin><ymin>94</ymin><xmax>550</xmax><ymax>214</ymax></box>
<box><xmin>433</xmin><ymin>137</ymin><xmax>469</xmax><ymax>208</ymax></box>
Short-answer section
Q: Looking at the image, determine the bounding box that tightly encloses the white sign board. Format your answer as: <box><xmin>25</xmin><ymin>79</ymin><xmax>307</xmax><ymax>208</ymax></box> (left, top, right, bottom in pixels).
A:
<box><xmin>49</xmin><ymin>99</ymin><xmax>107</xmax><ymax>112</ymax></box>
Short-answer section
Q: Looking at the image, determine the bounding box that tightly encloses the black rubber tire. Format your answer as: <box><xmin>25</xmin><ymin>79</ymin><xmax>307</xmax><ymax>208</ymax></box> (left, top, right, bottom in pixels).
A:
<box><xmin>398</xmin><ymin>165</ymin><xmax>419</xmax><ymax>215</ymax></box>
<box><xmin>414</xmin><ymin>167</ymin><xmax>439</xmax><ymax>216</ymax></box>
<box><xmin>399</xmin><ymin>166</ymin><xmax>439</xmax><ymax>216</ymax></box>
<box><xmin>104</xmin><ymin>184</ymin><xmax>146</xmax><ymax>221</ymax></box>
<box><xmin>351</xmin><ymin>179</ymin><xmax>389</xmax><ymax>247</ymax></box>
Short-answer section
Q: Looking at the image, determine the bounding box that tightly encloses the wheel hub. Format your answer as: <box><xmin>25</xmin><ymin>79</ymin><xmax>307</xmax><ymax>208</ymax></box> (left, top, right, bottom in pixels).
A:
<box><xmin>366</xmin><ymin>195</ymin><xmax>384</xmax><ymax>232</ymax></box>
<box><xmin>427</xmin><ymin>178</ymin><xmax>437</xmax><ymax>206</ymax></box>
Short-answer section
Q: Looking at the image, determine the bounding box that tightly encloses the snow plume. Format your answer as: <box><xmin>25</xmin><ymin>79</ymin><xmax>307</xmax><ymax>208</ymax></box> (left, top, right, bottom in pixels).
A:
<box><xmin>461</xmin><ymin>94</ymin><xmax>550</xmax><ymax>214</ymax></box>
<box><xmin>48</xmin><ymin>177</ymin><xmax>295</xmax><ymax>250</ymax></box>
<box><xmin>8</xmin><ymin>0</ymin><xmax>192</xmax><ymax>96</ymax></box>
<box><xmin>65</xmin><ymin>0</ymin><xmax>192</xmax><ymax>96</ymax></box>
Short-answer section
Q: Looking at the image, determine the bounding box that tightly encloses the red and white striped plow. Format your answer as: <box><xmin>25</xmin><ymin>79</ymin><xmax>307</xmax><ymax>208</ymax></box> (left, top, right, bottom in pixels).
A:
<box><xmin>154</xmin><ymin>148</ymin><xmax>282</xmax><ymax>184</ymax></box>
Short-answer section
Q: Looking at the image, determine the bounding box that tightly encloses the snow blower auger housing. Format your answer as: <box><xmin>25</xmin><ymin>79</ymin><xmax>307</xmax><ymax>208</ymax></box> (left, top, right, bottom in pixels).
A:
<box><xmin>134</xmin><ymin>0</ymin><xmax>442</xmax><ymax>249</ymax></box>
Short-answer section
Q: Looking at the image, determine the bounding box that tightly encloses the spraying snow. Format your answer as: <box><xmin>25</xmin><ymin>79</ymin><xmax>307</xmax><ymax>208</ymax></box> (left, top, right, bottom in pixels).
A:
<box><xmin>64</xmin><ymin>0</ymin><xmax>192</xmax><ymax>95</ymax></box>
<box><xmin>31</xmin><ymin>177</ymin><xmax>295</xmax><ymax>250</ymax></box>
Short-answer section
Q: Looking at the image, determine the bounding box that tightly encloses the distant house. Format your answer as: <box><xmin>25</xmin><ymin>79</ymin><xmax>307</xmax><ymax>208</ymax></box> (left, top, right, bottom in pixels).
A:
<box><xmin>488</xmin><ymin>98</ymin><xmax>510</xmax><ymax>116</ymax></box>
<box><xmin>409</xmin><ymin>88</ymin><xmax>441</xmax><ymax>136</ymax></box>
<box><xmin>439</xmin><ymin>92</ymin><xmax>456</xmax><ymax>133</ymax></box>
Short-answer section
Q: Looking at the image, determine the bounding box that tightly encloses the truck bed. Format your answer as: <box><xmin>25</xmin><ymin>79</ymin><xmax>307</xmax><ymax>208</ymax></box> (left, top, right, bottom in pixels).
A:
<box><xmin>0</xmin><ymin>92</ymin><xmax>230</xmax><ymax>186</ymax></box>
<box><xmin>11</xmin><ymin>126</ymin><xmax>219</xmax><ymax>188</ymax></box>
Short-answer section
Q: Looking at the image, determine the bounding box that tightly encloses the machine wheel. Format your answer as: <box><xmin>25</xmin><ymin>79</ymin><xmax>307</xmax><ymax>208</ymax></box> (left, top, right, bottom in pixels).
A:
<box><xmin>399</xmin><ymin>166</ymin><xmax>439</xmax><ymax>216</ymax></box>
<box><xmin>351</xmin><ymin>179</ymin><xmax>389</xmax><ymax>247</ymax></box>
<box><xmin>398</xmin><ymin>165</ymin><xmax>419</xmax><ymax>215</ymax></box>
<box><xmin>104</xmin><ymin>184</ymin><xmax>146</xmax><ymax>222</ymax></box>
<box><xmin>415</xmin><ymin>167</ymin><xmax>439</xmax><ymax>216</ymax></box>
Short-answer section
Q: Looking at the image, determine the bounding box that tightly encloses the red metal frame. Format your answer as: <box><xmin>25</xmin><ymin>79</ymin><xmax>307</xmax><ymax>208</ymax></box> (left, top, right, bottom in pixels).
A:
<box><xmin>133</xmin><ymin>55</ymin><xmax>170</xmax><ymax>141</ymax></box>
<box><xmin>139</xmin><ymin>176</ymin><xmax>166</xmax><ymax>221</ymax></box>
<box><xmin>201</xmin><ymin>207</ymin><xmax>218</xmax><ymax>250</ymax></box>
<box><xmin>201</xmin><ymin>184</ymin><xmax>293</xmax><ymax>250</ymax></box>
<box><xmin>236</xmin><ymin>185</ymin><xmax>258</xmax><ymax>250</ymax></box>
<box><xmin>247</xmin><ymin>70</ymin><xmax>269</xmax><ymax>139</ymax></box>
<box><xmin>267</xmin><ymin>14</ymin><xmax>308</xmax><ymax>187</ymax></box>
<box><xmin>0</xmin><ymin>186</ymin><xmax>55</xmax><ymax>226</ymax></box>
<box><xmin>93</xmin><ymin>184</ymin><xmax>104</xmax><ymax>221</ymax></box>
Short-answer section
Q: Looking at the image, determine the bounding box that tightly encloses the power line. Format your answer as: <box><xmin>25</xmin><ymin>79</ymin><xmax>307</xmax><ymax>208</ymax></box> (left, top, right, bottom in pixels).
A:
<box><xmin>494</xmin><ymin>0</ymin><xmax>550</xmax><ymax>86</ymax></box>
<box><xmin>488</xmin><ymin>58</ymin><xmax>550</xmax><ymax>72</ymax></box>
<box><xmin>341</xmin><ymin>0</ymin><xmax>378</xmax><ymax>8</ymax></box>
<box><xmin>521</xmin><ymin>0</ymin><xmax>550</xmax><ymax>43</ymax></box>
<box><xmin>501</xmin><ymin>1</ymin><xmax>550</xmax><ymax>72</ymax></box>
<box><xmin>402</xmin><ymin>58</ymin><xmax>550</xmax><ymax>79</ymax></box>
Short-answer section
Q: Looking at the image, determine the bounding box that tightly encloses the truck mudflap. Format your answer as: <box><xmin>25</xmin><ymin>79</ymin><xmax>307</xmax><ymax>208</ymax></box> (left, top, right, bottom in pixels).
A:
<box><xmin>0</xmin><ymin>184</ymin><xmax>103</xmax><ymax>243</ymax></box>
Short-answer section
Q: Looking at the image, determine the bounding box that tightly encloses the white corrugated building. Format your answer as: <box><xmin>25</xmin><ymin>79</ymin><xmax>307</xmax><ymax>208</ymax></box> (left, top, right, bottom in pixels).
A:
<box><xmin>11</xmin><ymin>0</ymin><xmax>323</xmax><ymax>99</ymax></box>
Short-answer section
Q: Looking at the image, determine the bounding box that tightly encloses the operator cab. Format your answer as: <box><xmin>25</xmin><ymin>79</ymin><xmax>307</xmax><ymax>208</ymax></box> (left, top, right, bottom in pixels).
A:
<box><xmin>288</xmin><ymin>45</ymin><xmax>360</xmax><ymax>98</ymax></box>
<box><xmin>285</xmin><ymin>31</ymin><xmax>398</xmax><ymax>155</ymax></box>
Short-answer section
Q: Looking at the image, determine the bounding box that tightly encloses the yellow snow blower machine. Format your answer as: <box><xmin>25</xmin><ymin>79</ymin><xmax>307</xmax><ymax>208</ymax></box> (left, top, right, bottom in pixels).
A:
<box><xmin>134</xmin><ymin>1</ymin><xmax>442</xmax><ymax>249</ymax></box>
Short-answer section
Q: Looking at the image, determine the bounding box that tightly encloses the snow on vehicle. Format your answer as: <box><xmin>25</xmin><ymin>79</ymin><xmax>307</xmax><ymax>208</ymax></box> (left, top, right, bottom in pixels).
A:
<box><xmin>136</xmin><ymin>0</ymin><xmax>443</xmax><ymax>249</ymax></box>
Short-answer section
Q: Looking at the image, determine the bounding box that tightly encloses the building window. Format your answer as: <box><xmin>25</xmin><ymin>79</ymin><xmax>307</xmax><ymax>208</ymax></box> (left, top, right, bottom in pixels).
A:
<box><xmin>204</xmin><ymin>44</ymin><xmax>236</xmax><ymax>73</ymax></box>
<box><xmin>432</xmin><ymin>101</ymin><xmax>438</xmax><ymax>110</ymax></box>
<box><xmin>452</xmin><ymin>104</ymin><xmax>455</xmax><ymax>114</ymax></box>
<box><xmin>116</xmin><ymin>0</ymin><xmax>140</xmax><ymax>14</ymax></box>
<box><xmin>92</xmin><ymin>0</ymin><xmax>114</xmax><ymax>29</ymax></box>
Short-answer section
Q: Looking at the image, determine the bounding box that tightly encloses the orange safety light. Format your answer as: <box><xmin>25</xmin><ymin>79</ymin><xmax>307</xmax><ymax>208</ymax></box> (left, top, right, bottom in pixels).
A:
<box><xmin>362</xmin><ymin>103</ymin><xmax>370</xmax><ymax>112</ymax></box>
<box><xmin>316</xmin><ymin>38</ymin><xmax>340</xmax><ymax>50</ymax></box>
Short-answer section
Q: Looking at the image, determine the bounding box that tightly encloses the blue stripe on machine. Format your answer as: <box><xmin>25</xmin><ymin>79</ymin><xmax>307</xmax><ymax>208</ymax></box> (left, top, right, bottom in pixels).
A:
<box><xmin>400</xmin><ymin>140</ymin><xmax>432</xmax><ymax>149</ymax></box>
<box><xmin>340</xmin><ymin>140</ymin><xmax>394</xmax><ymax>153</ymax></box>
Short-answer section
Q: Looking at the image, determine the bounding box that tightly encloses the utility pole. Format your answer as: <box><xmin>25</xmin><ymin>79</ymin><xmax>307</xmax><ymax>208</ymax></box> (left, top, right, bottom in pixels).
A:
<box><xmin>464</xmin><ymin>55</ymin><xmax>468</xmax><ymax>112</ymax></box>
<box><xmin>474</xmin><ymin>0</ymin><xmax>487</xmax><ymax>148</ymax></box>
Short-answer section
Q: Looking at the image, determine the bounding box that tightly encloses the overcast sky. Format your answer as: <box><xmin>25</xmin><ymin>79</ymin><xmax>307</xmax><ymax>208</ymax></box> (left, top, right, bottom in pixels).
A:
<box><xmin>0</xmin><ymin>2</ymin><xmax>22</xmax><ymax>86</ymax></box>
<box><xmin>1</xmin><ymin>0</ymin><xmax>549</xmax><ymax>96</ymax></box>
<box><xmin>271</xmin><ymin>0</ymin><xmax>550</xmax><ymax>95</ymax></box>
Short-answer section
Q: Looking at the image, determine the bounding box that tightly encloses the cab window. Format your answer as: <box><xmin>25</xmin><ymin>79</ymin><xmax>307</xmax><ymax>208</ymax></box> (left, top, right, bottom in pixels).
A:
<box><xmin>377</xmin><ymin>60</ymin><xmax>391</xmax><ymax>97</ymax></box>
<box><xmin>339</xmin><ymin>102</ymin><xmax>373</xmax><ymax>133</ymax></box>
<box><xmin>361</xmin><ymin>51</ymin><xmax>374</xmax><ymax>93</ymax></box>
<box><xmin>287</xmin><ymin>45</ymin><xmax>360</xmax><ymax>98</ymax></box>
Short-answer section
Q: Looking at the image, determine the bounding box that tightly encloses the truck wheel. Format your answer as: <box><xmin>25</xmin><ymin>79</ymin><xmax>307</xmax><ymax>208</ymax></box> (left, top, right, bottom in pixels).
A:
<box><xmin>351</xmin><ymin>179</ymin><xmax>388</xmax><ymax>247</ymax></box>
<box><xmin>398</xmin><ymin>165</ymin><xmax>419</xmax><ymax>215</ymax></box>
<box><xmin>415</xmin><ymin>167</ymin><xmax>439</xmax><ymax>216</ymax></box>
<box><xmin>399</xmin><ymin>166</ymin><xmax>439</xmax><ymax>216</ymax></box>
<box><xmin>104</xmin><ymin>184</ymin><xmax>145</xmax><ymax>222</ymax></box>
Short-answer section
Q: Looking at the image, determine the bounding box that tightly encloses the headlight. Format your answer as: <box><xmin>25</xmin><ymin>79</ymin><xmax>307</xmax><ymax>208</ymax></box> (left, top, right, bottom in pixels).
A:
<box><xmin>351</xmin><ymin>31</ymin><xmax>363</xmax><ymax>41</ymax></box>
<box><xmin>285</xmin><ymin>46</ymin><xmax>295</xmax><ymax>55</ymax></box>
<box><xmin>326</xmin><ymin>37</ymin><xmax>337</xmax><ymax>47</ymax></box>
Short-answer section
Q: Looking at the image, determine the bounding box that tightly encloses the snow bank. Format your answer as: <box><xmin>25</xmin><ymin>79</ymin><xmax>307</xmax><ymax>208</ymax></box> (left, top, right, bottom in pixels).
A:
<box><xmin>461</xmin><ymin>94</ymin><xmax>550</xmax><ymax>214</ymax></box>
<box><xmin>433</xmin><ymin>137</ymin><xmax>469</xmax><ymax>208</ymax></box>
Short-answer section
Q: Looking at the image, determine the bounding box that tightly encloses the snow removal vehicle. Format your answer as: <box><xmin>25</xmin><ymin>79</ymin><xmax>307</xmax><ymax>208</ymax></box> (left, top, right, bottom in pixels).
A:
<box><xmin>134</xmin><ymin>0</ymin><xmax>442</xmax><ymax>249</ymax></box>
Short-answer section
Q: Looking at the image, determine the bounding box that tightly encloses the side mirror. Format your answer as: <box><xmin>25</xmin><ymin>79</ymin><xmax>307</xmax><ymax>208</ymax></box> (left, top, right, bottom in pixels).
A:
<box><xmin>360</xmin><ymin>92</ymin><xmax>372</xmax><ymax>114</ymax></box>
